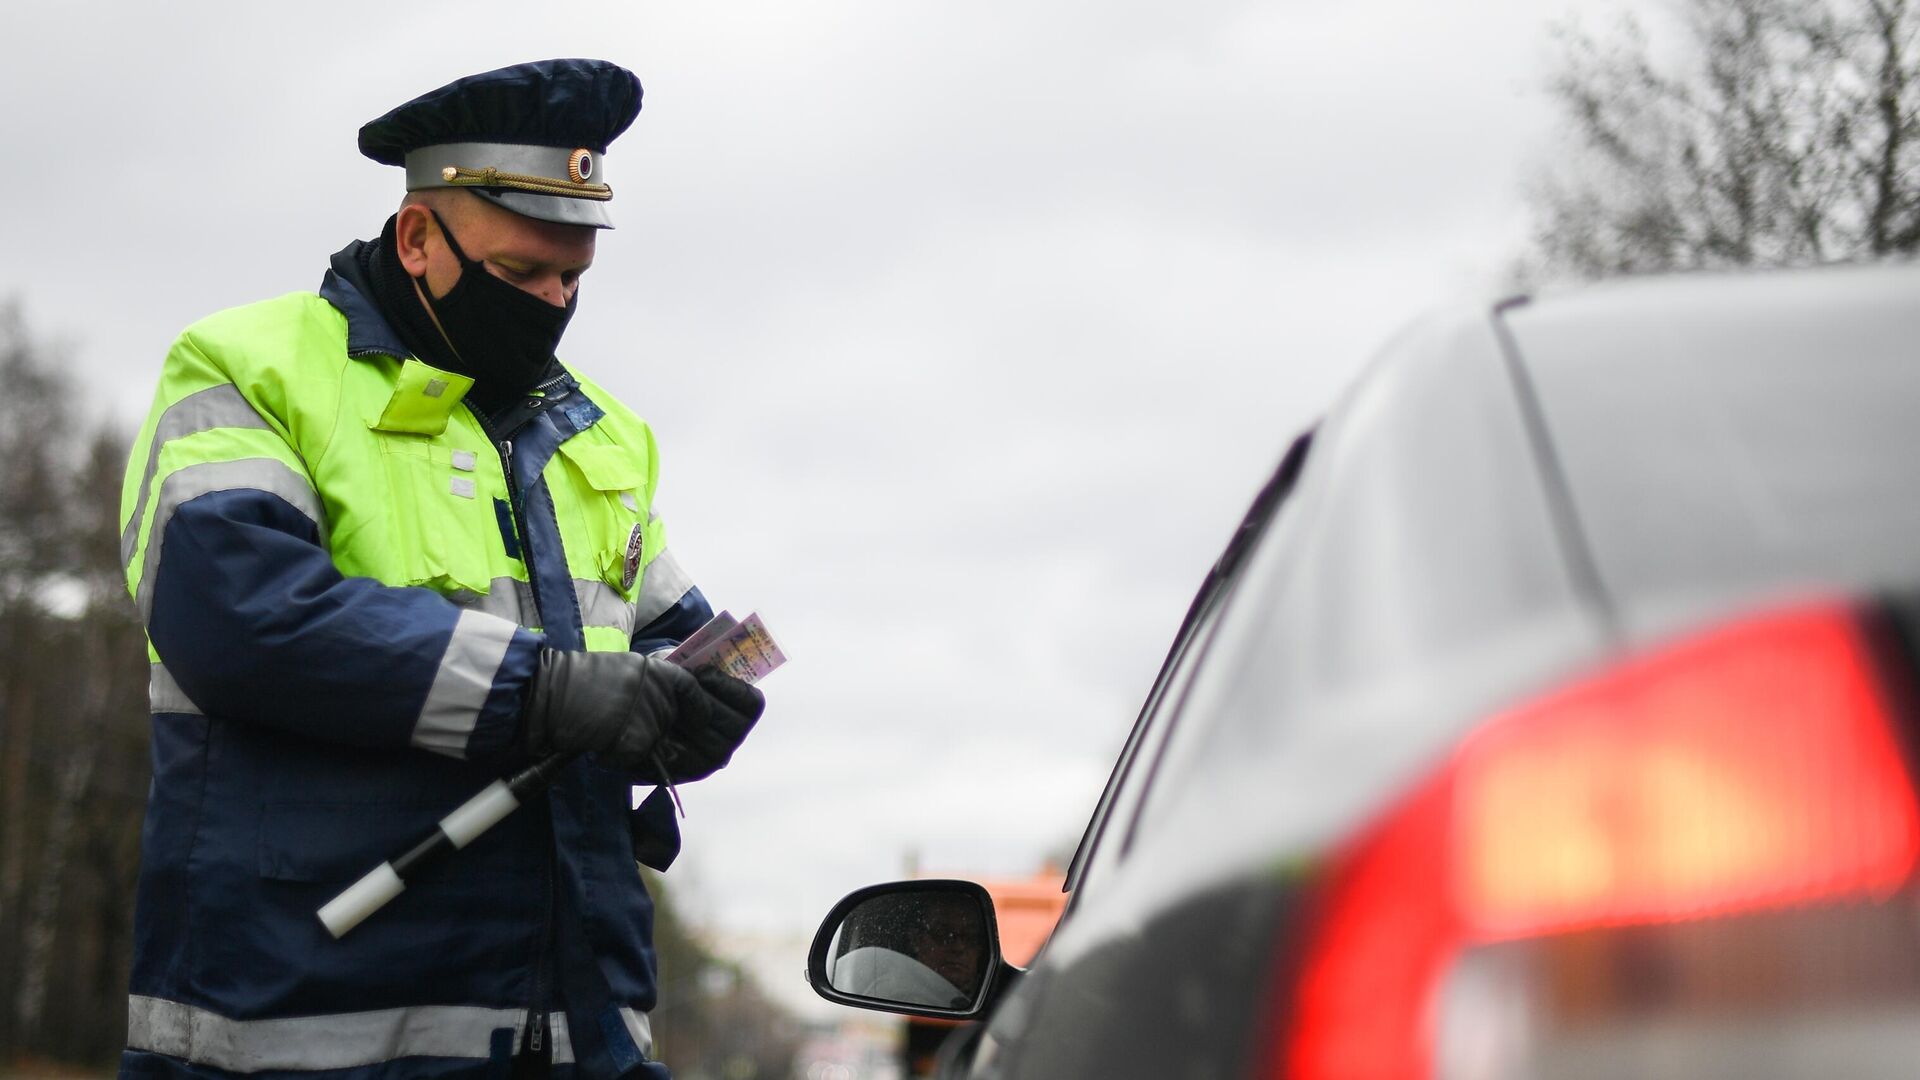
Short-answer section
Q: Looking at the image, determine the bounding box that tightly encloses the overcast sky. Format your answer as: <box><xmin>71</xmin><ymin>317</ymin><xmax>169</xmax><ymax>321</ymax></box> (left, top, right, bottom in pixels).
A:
<box><xmin>2</xmin><ymin>0</ymin><xmax>1649</xmax><ymax>1017</ymax></box>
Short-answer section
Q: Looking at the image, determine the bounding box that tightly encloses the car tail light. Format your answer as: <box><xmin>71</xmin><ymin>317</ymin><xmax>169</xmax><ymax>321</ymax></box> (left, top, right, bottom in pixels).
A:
<box><xmin>1275</xmin><ymin>601</ymin><xmax>1920</xmax><ymax>1080</ymax></box>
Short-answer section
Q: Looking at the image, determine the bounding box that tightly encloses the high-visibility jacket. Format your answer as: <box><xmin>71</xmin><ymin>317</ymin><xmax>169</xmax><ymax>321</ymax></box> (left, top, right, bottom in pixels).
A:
<box><xmin>116</xmin><ymin>249</ymin><xmax>711</xmax><ymax>1080</ymax></box>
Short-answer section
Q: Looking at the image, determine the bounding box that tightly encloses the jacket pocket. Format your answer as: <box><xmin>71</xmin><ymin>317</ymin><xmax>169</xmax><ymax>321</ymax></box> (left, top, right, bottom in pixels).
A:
<box><xmin>554</xmin><ymin>439</ymin><xmax>652</xmax><ymax>602</ymax></box>
<box><xmin>257</xmin><ymin>801</ymin><xmax>539</xmax><ymax>883</ymax></box>
<box><xmin>372</xmin><ymin>431</ymin><xmax>503</xmax><ymax>598</ymax></box>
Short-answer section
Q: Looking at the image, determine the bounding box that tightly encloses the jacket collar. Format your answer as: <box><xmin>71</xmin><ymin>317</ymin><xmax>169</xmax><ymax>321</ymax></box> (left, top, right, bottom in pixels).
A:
<box><xmin>320</xmin><ymin>240</ymin><xmax>412</xmax><ymax>359</ymax></box>
<box><xmin>319</xmin><ymin>237</ymin><xmax>598</xmax><ymax>439</ymax></box>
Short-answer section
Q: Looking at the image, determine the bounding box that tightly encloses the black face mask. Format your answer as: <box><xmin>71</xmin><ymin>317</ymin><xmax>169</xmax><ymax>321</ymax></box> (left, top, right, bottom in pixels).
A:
<box><xmin>419</xmin><ymin>209</ymin><xmax>577</xmax><ymax>386</ymax></box>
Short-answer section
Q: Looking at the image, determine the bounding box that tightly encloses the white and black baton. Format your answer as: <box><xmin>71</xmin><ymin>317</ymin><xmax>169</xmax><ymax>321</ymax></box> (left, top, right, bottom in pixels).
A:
<box><xmin>317</xmin><ymin>748</ymin><xmax>686</xmax><ymax>938</ymax></box>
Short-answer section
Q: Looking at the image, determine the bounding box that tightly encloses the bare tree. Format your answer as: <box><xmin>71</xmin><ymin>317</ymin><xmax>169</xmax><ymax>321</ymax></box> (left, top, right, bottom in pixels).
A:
<box><xmin>0</xmin><ymin>298</ymin><xmax>83</xmax><ymax>996</ymax></box>
<box><xmin>0</xmin><ymin>303</ymin><xmax>150</xmax><ymax>1068</ymax></box>
<box><xmin>1528</xmin><ymin>0</ymin><xmax>1920</xmax><ymax>280</ymax></box>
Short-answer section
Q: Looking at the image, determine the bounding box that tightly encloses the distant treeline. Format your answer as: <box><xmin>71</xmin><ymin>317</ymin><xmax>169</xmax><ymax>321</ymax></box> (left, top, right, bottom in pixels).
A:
<box><xmin>0</xmin><ymin>299</ymin><xmax>151</xmax><ymax>1066</ymax></box>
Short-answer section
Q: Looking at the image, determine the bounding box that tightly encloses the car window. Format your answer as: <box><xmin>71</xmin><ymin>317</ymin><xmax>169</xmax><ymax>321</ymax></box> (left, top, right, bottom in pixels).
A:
<box><xmin>1063</xmin><ymin>432</ymin><xmax>1313</xmax><ymax>901</ymax></box>
<box><xmin>1118</xmin><ymin>312</ymin><xmax>1591</xmax><ymax>855</ymax></box>
<box><xmin>1506</xmin><ymin>266</ymin><xmax>1920</xmax><ymax>639</ymax></box>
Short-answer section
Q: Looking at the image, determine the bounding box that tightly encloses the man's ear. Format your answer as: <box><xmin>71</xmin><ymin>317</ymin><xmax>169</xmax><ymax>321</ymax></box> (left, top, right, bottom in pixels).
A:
<box><xmin>394</xmin><ymin>203</ymin><xmax>434</xmax><ymax>277</ymax></box>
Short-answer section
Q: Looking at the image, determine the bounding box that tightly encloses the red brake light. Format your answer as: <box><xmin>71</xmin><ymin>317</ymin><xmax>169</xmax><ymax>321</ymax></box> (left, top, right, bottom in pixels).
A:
<box><xmin>1281</xmin><ymin>602</ymin><xmax>1920</xmax><ymax>1080</ymax></box>
<box><xmin>1457</xmin><ymin>604</ymin><xmax>1919</xmax><ymax>936</ymax></box>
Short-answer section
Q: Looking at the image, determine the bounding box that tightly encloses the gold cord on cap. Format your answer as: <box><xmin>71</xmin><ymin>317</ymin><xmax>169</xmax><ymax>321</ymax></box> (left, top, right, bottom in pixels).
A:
<box><xmin>441</xmin><ymin>164</ymin><xmax>613</xmax><ymax>201</ymax></box>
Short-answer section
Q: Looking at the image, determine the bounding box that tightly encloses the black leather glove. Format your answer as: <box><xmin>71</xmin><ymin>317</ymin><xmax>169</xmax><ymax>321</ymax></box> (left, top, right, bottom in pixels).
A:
<box><xmin>519</xmin><ymin>650</ymin><xmax>765</xmax><ymax>780</ymax></box>
<box><xmin>521</xmin><ymin>649</ymin><xmax>704</xmax><ymax>771</ymax></box>
<box><xmin>656</xmin><ymin>670</ymin><xmax>765</xmax><ymax>783</ymax></box>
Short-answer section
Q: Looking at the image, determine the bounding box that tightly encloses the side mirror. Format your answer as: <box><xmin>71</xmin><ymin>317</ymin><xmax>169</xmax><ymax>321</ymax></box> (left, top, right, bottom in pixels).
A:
<box><xmin>807</xmin><ymin>879</ymin><xmax>1007</xmax><ymax>1020</ymax></box>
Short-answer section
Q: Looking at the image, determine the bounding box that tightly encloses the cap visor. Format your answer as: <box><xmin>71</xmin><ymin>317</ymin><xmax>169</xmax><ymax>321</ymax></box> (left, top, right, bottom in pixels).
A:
<box><xmin>474</xmin><ymin>188</ymin><xmax>615</xmax><ymax>229</ymax></box>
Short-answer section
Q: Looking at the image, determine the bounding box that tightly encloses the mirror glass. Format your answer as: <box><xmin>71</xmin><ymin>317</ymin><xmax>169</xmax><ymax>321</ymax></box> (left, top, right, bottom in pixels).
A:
<box><xmin>823</xmin><ymin>887</ymin><xmax>990</xmax><ymax>1010</ymax></box>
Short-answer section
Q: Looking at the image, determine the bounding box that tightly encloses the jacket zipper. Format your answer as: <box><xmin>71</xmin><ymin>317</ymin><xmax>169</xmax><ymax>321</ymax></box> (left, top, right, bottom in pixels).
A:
<box><xmin>470</xmin><ymin>404</ymin><xmax>557</xmax><ymax>1066</ymax></box>
<box><xmin>526</xmin><ymin>844</ymin><xmax>556</xmax><ymax>1065</ymax></box>
<box><xmin>472</xmin><ymin>402</ymin><xmax>540</xmax><ymax>631</ymax></box>
<box><xmin>499</xmin><ymin>436</ymin><xmax>522</xmax><ymax>563</ymax></box>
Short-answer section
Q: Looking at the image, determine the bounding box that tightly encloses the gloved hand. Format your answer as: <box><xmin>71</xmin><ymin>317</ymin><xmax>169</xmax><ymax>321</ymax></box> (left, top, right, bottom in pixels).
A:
<box><xmin>519</xmin><ymin>649</ymin><xmax>763</xmax><ymax>779</ymax></box>
<box><xmin>655</xmin><ymin>669</ymin><xmax>765</xmax><ymax>783</ymax></box>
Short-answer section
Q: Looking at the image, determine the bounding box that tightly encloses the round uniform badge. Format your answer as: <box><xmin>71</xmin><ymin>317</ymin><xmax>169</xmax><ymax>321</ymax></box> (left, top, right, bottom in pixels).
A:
<box><xmin>568</xmin><ymin>149</ymin><xmax>594</xmax><ymax>184</ymax></box>
<box><xmin>622</xmin><ymin>522</ymin><xmax>645</xmax><ymax>591</ymax></box>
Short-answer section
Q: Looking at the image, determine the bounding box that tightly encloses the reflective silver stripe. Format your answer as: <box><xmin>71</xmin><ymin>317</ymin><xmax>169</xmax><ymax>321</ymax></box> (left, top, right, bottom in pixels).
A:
<box><xmin>575</xmin><ymin>578</ymin><xmax>636</xmax><ymax>635</ymax></box>
<box><xmin>413</xmin><ymin>609</ymin><xmax>520</xmax><ymax>759</ymax></box>
<box><xmin>135</xmin><ymin>458</ymin><xmax>325</xmax><ymax>623</ymax></box>
<box><xmin>450</xmin><ymin>578</ymin><xmax>535</xmax><ymax>628</ymax></box>
<box><xmin>633</xmin><ymin>548</ymin><xmax>694</xmax><ymax>628</ymax></box>
<box><xmin>148</xmin><ymin>663</ymin><xmax>202</xmax><ymax>716</ymax></box>
<box><xmin>617</xmin><ymin>1006</ymin><xmax>654</xmax><ymax>1059</ymax></box>
<box><xmin>126</xmin><ymin>995</ymin><xmax>574</xmax><ymax>1070</ymax></box>
<box><xmin>121</xmin><ymin>385</ymin><xmax>272</xmax><ymax>570</ymax></box>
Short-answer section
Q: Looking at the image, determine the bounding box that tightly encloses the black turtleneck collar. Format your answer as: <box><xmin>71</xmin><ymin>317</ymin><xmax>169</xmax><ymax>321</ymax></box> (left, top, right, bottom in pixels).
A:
<box><xmin>350</xmin><ymin>215</ymin><xmax>555</xmax><ymax>419</ymax></box>
<box><xmin>359</xmin><ymin>215</ymin><xmax>458</xmax><ymax>372</ymax></box>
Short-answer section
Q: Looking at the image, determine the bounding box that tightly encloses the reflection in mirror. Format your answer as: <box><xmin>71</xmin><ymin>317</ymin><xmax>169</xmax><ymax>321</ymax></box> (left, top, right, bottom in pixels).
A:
<box><xmin>825</xmin><ymin>888</ymin><xmax>989</xmax><ymax>1010</ymax></box>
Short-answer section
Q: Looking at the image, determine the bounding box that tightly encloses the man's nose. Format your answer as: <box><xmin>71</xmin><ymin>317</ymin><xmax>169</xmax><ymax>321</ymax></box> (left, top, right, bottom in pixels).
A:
<box><xmin>530</xmin><ymin>277</ymin><xmax>569</xmax><ymax>307</ymax></box>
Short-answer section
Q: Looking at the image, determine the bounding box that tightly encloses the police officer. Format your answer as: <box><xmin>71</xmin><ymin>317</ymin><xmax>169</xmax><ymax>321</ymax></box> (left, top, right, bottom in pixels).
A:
<box><xmin>117</xmin><ymin>60</ymin><xmax>760</xmax><ymax>1079</ymax></box>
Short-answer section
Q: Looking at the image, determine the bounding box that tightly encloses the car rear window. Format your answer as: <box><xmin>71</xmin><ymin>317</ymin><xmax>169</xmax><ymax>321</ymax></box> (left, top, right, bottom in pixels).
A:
<box><xmin>1504</xmin><ymin>265</ymin><xmax>1920</xmax><ymax>639</ymax></box>
<box><xmin>1119</xmin><ymin>312</ymin><xmax>1597</xmax><ymax>855</ymax></box>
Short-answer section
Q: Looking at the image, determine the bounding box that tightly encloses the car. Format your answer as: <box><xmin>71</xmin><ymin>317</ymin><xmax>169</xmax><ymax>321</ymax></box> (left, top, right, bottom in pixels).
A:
<box><xmin>804</xmin><ymin>262</ymin><xmax>1920</xmax><ymax>1079</ymax></box>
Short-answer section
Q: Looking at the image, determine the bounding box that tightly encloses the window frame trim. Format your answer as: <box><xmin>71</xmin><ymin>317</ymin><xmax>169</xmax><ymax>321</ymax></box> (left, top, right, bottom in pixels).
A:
<box><xmin>1061</xmin><ymin>430</ymin><xmax>1317</xmax><ymax>899</ymax></box>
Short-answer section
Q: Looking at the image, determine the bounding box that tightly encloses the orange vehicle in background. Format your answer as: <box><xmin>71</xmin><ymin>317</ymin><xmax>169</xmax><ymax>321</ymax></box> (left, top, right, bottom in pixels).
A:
<box><xmin>902</xmin><ymin>867</ymin><xmax>1067</xmax><ymax>1077</ymax></box>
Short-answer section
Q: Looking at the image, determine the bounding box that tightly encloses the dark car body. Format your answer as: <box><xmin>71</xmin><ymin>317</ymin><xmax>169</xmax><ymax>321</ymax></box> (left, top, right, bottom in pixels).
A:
<box><xmin>814</xmin><ymin>264</ymin><xmax>1920</xmax><ymax>1079</ymax></box>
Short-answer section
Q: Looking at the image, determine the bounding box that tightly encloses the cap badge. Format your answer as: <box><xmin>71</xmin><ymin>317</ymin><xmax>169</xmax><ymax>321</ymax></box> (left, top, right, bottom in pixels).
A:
<box><xmin>622</xmin><ymin>522</ymin><xmax>645</xmax><ymax>591</ymax></box>
<box><xmin>568</xmin><ymin>149</ymin><xmax>594</xmax><ymax>184</ymax></box>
